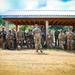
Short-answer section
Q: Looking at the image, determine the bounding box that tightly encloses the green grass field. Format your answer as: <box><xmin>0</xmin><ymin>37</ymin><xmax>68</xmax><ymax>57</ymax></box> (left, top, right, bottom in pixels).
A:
<box><xmin>0</xmin><ymin>49</ymin><xmax>75</xmax><ymax>75</ymax></box>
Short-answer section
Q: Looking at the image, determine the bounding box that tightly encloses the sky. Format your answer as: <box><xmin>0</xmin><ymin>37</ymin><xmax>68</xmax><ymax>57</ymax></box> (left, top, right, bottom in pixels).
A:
<box><xmin>0</xmin><ymin>0</ymin><xmax>75</xmax><ymax>15</ymax></box>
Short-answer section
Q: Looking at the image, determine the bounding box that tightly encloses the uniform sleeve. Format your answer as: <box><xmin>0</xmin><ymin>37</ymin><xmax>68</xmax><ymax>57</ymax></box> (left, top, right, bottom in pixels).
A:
<box><xmin>32</xmin><ymin>29</ymin><xmax>35</xmax><ymax>35</ymax></box>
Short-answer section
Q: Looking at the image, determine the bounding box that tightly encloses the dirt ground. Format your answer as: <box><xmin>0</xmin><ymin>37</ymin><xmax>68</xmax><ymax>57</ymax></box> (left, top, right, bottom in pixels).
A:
<box><xmin>0</xmin><ymin>49</ymin><xmax>75</xmax><ymax>75</ymax></box>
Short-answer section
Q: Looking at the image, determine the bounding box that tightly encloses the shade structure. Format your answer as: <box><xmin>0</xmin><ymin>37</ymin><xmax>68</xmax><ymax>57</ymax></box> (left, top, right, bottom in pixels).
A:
<box><xmin>1</xmin><ymin>10</ymin><xmax>75</xmax><ymax>32</ymax></box>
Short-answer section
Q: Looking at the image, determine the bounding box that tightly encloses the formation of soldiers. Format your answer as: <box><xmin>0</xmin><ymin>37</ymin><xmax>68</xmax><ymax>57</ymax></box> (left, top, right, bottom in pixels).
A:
<box><xmin>0</xmin><ymin>25</ymin><xmax>75</xmax><ymax>51</ymax></box>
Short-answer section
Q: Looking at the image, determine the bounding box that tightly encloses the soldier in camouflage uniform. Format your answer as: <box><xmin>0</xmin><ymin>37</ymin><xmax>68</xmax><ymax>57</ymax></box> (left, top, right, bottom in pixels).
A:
<box><xmin>6</xmin><ymin>30</ymin><xmax>14</xmax><ymax>49</ymax></box>
<box><xmin>11</xmin><ymin>28</ymin><xmax>17</xmax><ymax>49</ymax></box>
<box><xmin>27</xmin><ymin>29</ymin><xmax>33</xmax><ymax>49</ymax></box>
<box><xmin>17</xmin><ymin>28</ymin><xmax>24</xmax><ymax>49</ymax></box>
<box><xmin>32</xmin><ymin>24</ymin><xmax>43</xmax><ymax>53</ymax></box>
<box><xmin>46</xmin><ymin>30</ymin><xmax>53</xmax><ymax>48</ymax></box>
<box><xmin>58</xmin><ymin>30</ymin><xmax>66</xmax><ymax>49</ymax></box>
<box><xmin>1</xmin><ymin>27</ymin><xmax>7</xmax><ymax>42</ymax></box>
<box><xmin>41</xmin><ymin>29</ymin><xmax>46</xmax><ymax>48</ymax></box>
<box><xmin>54</xmin><ymin>28</ymin><xmax>59</xmax><ymax>47</ymax></box>
<box><xmin>0</xmin><ymin>31</ymin><xmax>3</xmax><ymax>48</ymax></box>
<box><xmin>66</xmin><ymin>28</ymin><xmax>75</xmax><ymax>50</ymax></box>
<box><xmin>1</xmin><ymin>28</ymin><xmax>7</xmax><ymax>48</ymax></box>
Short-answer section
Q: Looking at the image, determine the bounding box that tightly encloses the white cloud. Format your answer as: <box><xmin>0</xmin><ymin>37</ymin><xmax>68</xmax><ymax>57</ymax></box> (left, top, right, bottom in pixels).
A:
<box><xmin>0</xmin><ymin>0</ymin><xmax>11</xmax><ymax>13</ymax></box>
<box><xmin>0</xmin><ymin>0</ymin><xmax>75</xmax><ymax>15</ymax></box>
<box><xmin>21</xmin><ymin>0</ymin><xmax>39</xmax><ymax>10</ymax></box>
<box><xmin>39</xmin><ymin>0</ymin><xmax>75</xmax><ymax>10</ymax></box>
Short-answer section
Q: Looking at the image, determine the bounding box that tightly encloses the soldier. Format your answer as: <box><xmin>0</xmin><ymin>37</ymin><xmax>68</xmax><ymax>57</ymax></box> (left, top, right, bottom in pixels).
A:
<box><xmin>54</xmin><ymin>28</ymin><xmax>59</xmax><ymax>47</ymax></box>
<box><xmin>58</xmin><ymin>30</ymin><xmax>66</xmax><ymax>49</ymax></box>
<box><xmin>23</xmin><ymin>31</ymin><xmax>27</xmax><ymax>49</ymax></box>
<box><xmin>32</xmin><ymin>24</ymin><xmax>43</xmax><ymax>53</ymax></box>
<box><xmin>0</xmin><ymin>31</ymin><xmax>3</xmax><ymax>48</ymax></box>
<box><xmin>41</xmin><ymin>29</ymin><xmax>46</xmax><ymax>48</ymax></box>
<box><xmin>17</xmin><ymin>28</ymin><xmax>24</xmax><ymax>49</ymax></box>
<box><xmin>1</xmin><ymin>27</ymin><xmax>7</xmax><ymax>42</ymax></box>
<box><xmin>11</xmin><ymin>28</ymin><xmax>17</xmax><ymax>49</ymax></box>
<box><xmin>66</xmin><ymin>28</ymin><xmax>75</xmax><ymax>50</ymax></box>
<box><xmin>63</xmin><ymin>30</ymin><xmax>67</xmax><ymax>50</ymax></box>
<box><xmin>1</xmin><ymin>27</ymin><xmax>7</xmax><ymax>49</ymax></box>
<box><xmin>46</xmin><ymin>30</ymin><xmax>53</xmax><ymax>48</ymax></box>
<box><xmin>6</xmin><ymin>30</ymin><xmax>14</xmax><ymax>49</ymax></box>
<box><xmin>27</xmin><ymin>29</ymin><xmax>33</xmax><ymax>49</ymax></box>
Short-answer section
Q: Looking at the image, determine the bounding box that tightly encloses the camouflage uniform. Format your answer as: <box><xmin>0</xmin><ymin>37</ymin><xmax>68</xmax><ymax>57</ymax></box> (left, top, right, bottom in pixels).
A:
<box><xmin>55</xmin><ymin>29</ymin><xmax>59</xmax><ymax>47</ymax></box>
<box><xmin>1</xmin><ymin>29</ymin><xmax>7</xmax><ymax>42</ymax></box>
<box><xmin>33</xmin><ymin>27</ymin><xmax>42</xmax><ymax>52</ymax></box>
<box><xmin>11</xmin><ymin>29</ymin><xmax>17</xmax><ymax>49</ymax></box>
<box><xmin>41</xmin><ymin>29</ymin><xmax>46</xmax><ymax>48</ymax></box>
<box><xmin>6</xmin><ymin>30</ymin><xmax>14</xmax><ymax>49</ymax></box>
<box><xmin>46</xmin><ymin>30</ymin><xmax>53</xmax><ymax>48</ymax></box>
<box><xmin>27</xmin><ymin>29</ymin><xmax>34</xmax><ymax>49</ymax></box>
<box><xmin>17</xmin><ymin>29</ymin><xmax>24</xmax><ymax>49</ymax></box>
<box><xmin>0</xmin><ymin>31</ymin><xmax>3</xmax><ymax>47</ymax></box>
<box><xmin>66</xmin><ymin>32</ymin><xmax>75</xmax><ymax>50</ymax></box>
<box><xmin>59</xmin><ymin>31</ymin><xmax>66</xmax><ymax>49</ymax></box>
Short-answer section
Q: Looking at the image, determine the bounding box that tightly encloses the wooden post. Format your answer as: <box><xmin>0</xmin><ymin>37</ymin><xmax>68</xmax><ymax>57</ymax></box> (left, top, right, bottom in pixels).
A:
<box><xmin>73</xmin><ymin>26</ymin><xmax>75</xmax><ymax>32</ymax></box>
<box><xmin>45</xmin><ymin>20</ymin><xmax>48</xmax><ymax>35</ymax></box>
<box><xmin>44</xmin><ymin>24</ymin><xmax>46</xmax><ymax>34</ymax></box>
<box><xmin>16</xmin><ymin>25</ymin><xmax>18</xmax><ymax>32</ymax></box>
<box><xmin>5</xmin><ymin>21</ymin><xmax>9</xmax><ymax>33</ymax></box>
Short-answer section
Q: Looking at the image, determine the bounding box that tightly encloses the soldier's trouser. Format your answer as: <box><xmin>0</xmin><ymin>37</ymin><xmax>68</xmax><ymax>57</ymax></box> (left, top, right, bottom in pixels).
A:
<box><xmin>47</xmin><ymin>41</ymin><xmax>52</xmax><ymax>48</ymax></box>
<box><xmin>55</xmin><ymin>38</ymin><xmax>59</xmax><ymax>47</ymax></box>
<box><xmin>14</xmin><ymin>39</ymin><xmax>17</xmax><ymax>49</ymax></box>
<box><xmin>59</xmin><ymin>41</ymin><xmax>64</xmax><ymax>49</ymax></box>
<box><xmin>34</xmin><ymin>37</ymin><xmax>42</xmax><ymax>50</ymax></box>
<box><xmin>17</xmin><ymin>40</ymin><xmax>23</xmax><ymax>49</ymax></box>
<box><xmin>67</xmin><ymin>39</ymin><xmax>74</xmax><ymax>50</ymax></box>
<box><xmin>8</xmin><ymin>40</ymin><xmax>14</xmax><ymax>49</ymax></box>
<box><xmin>70</xmin><ymin>40</ymin><xmax>74</xmax><ymax>50</ymax></box>
<box><xmin>67</xmin><ymin>39</ymin><xmax>71</xmax><ymax>50</ymax></box>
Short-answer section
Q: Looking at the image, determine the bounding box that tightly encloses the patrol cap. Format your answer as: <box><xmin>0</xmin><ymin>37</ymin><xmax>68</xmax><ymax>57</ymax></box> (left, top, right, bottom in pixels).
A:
<box><xmin>2</xmin><ymin>27</ymin><xmax>5</xmax><ymax>29</ymax></box>
<box><xmin>9</xmin><ymin>30</ymin><xmax>11</xmax><ymax>32</ymax></box>
<box><xmin>35</xmin><ymin>24</ymin><xmax>38</xmax><ymax>26</ymax></box>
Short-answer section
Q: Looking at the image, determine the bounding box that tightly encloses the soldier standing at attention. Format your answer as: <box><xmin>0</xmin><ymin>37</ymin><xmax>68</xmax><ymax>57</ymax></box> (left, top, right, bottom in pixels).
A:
<box><xmin>6</xmin><ymin>30</ymin><xmax>14</xmax><ymax>49</ymax></box>
<box><xmin>66</xmin><ymin>28</ymin><xmax>75</xmax><ymax>50</ymax></box>
<box><xmin>17</xmin><ymin>28</ymin><xmax>24</xmax><ymax>49</ymax></box>
<box><xmin>41</xmin><ymin>29</ymin><xmax>46</xmax><ymax>48</ymax></box>
<box><xmin>32</xmin><ymin>24</ymin><xmax>43</xmax><ymax>53</ymax></box>
<box><xmin>54</xmin><ymin>28</ymin><xmax>59</xmax><ymax>47</ymax></box>
<box><xmin>46</xmin><ymin>30</ymin><xmax>53</xmax><ymax>48</ymax></box>
<box><xmin>1</xmin><ymin>27</ymin><xmax>7</xmax><ymax>42</ymax></box>
<box><xmin>11</xmin><ymin>28</ymin><xmax>17</xmax><ymax>49</ymax></box>
<box><xmin>0</xmin><ymin>31</ymin><xmax>3</xmax><ymax>47</ymax></box>
<box><xmin>58</xmin><ymin>30</ymin><xmax>66</xmax><ymax>50</ymax></box>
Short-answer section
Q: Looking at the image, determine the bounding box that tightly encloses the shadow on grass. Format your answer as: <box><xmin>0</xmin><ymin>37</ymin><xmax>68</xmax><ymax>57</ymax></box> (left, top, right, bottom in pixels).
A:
<box><xmin>37</xmin><ymin>52</ymin><xmax>49</xmax><ymax>55</ymax></box>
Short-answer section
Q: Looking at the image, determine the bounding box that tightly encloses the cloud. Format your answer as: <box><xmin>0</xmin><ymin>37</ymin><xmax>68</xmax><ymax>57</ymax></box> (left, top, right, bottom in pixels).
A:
<box><xmin>21</xmin><ymin>0</ymin><xmax>39</xmax><ymax>9</ymax></box>
<box><xmin>0</xmin><ymin>0</ymin><xmax>11</xmax><ymax>13</ymax></box>
<box><xmin>60</xmin><ymin>0</ymin><xmax>71</xmax><ymax>2</ymax></box>
<box><xmin>38</xmin><ymin>0</ymin><xmax>75</xmax><ymax>10</ymax></box>
<box><xmin>20</xmin><ymin>0</ymin><xmax>47</xmax><ymax>9</ymax></box>
<box><xmin>0</xmin><ymin>0</ymin><xmax>75</xmax><ymax>15</ymax></box>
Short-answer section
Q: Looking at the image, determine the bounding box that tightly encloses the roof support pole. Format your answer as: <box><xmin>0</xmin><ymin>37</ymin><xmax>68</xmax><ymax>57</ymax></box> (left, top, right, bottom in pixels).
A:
<box><xmin>5</xmin><ymin>21</ymin><xmax>9</xmax><ymax>33</ymax></box>
<box><xmin>45</xmin><ymin>20</ymin><xmax>48</xmax><ymax>35</ymax></box>
<box><xmin>16</xmin><ymin>25</ymin><xmax>18</xmax><ymax>32</ymax></box>
<box><xmin>73</xmin><ymin>26</ymin><xmax>75</xmax><ymax>32</ymax></box>
<box><xmin>44</xmin><ymin>24</ymin><xmax>46</xmax><ymax>34</ymax></box>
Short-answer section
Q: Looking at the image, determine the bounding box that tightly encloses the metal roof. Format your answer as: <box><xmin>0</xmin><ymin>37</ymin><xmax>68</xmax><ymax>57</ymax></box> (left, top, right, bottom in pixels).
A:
<box><xmin>1</xmin><ymin>10</ymin><xmax>75</xmax><ymax>18</ymax></box>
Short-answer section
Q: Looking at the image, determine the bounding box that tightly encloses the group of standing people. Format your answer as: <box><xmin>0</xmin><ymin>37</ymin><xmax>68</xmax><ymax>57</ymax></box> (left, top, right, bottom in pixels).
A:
<box><xmin>0</xmin><ymin>24</ymin><xmax>75</xmax><ymax>53</ymax></box>
<box><xmin>47</xmin><ymin>28</ymin><xmax>75</xmax><ymax>50</ymax></box>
